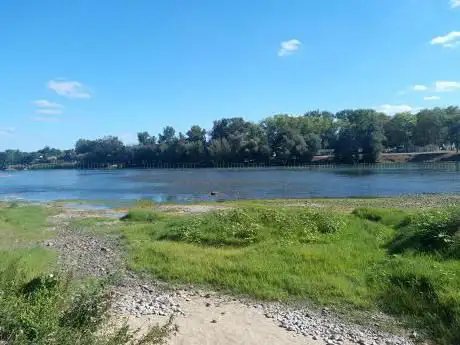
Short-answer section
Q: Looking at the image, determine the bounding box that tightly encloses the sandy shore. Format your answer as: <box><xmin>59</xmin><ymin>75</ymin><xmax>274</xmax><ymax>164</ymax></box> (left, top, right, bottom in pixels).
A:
<box><xmin>125</xmin><ymin>296</ymin><xmax>329</xmax><ymax>345</ymax></box>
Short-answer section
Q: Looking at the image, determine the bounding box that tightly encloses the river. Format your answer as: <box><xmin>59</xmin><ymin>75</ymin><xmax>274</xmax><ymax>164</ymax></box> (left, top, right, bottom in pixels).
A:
<box><xmin>1</xmin><ymin>164</ymin><xmax>459</xmax><ymax>204</ymax></box>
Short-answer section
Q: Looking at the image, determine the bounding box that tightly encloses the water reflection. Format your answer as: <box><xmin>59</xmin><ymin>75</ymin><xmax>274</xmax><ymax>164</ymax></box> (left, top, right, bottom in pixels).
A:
<box><xmin>0</xmin><ymin>165</ymin><xmax>458</xmax><ymax>203</ymax></box>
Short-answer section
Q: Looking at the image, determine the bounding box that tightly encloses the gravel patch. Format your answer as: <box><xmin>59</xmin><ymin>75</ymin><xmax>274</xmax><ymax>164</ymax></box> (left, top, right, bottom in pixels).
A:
<box><xmin>156</xmin><ymin>205</ymin><xmax>229</xmax><ymax>214</ymax></box>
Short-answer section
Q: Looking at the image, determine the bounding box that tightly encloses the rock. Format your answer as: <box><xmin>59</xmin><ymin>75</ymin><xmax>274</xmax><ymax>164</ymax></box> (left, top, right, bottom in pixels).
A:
<box><xmin>141</xmin><ymin>285</ymin><xmax>153</xmax><ymax>293</ymax></box>
<box><xmin>205</xmin><ymin>302</ymin><xmax>211</xmax><ymax>307</ymax></box>
<box><xmin>210</xmin><ymin>319</ymin><xmax>217</xmax><ymax>323</ymax></box>
<box><xmin>204</xmin><ymin>293</ymin><xmax>211</xmax><ymax>298</ymax></box>
<box><xmin>265</xmin><ymin>313</ymin><xmax>274</xmax><ymax>318</ymax></box>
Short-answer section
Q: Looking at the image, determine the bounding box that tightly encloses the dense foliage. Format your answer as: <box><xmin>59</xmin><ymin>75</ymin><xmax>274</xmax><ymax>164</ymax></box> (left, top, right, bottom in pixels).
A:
<box><xmin>1</xmin><ymin>106</ymin><xmax>459</xmax><ymax>167</ymax></box>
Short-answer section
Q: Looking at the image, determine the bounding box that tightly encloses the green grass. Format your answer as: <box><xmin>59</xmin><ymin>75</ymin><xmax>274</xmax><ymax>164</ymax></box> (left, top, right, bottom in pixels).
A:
<box><xmin>0</xmin><ymin>204</ymin><xmax>54</xmax><ymax>249</ymax></box>
<box><xmin>0</xmin><ymin>203</ymin><xmax>57</xmax><ymax>274</ymax></box>
<box><xmin>121</xmin><ymin>204</ymin><xmax>460</xmax><ymax>345</ymax></box>
<box><xmin>0</xmin><ymin>264</ymin><xmax>174</xmax><ymax>345</ymax></box>
<box><xmin>121</xmin><ymin>208</ymin><xmax>166</xmax><ymax>222</ymax></box>
<box><xmin>0</xmin><ymin>204</ymin><xmax>173</xmax><ymax>345</ymax></box>
<box><xmin>352</xmin><ymin>207</ymin><xmax>410</xmax><ymax>227</ymax></box>
<box><xmin>0</xmin><ymin>248</ymin><xmax>57</xmax><ymax>280</ymax></box>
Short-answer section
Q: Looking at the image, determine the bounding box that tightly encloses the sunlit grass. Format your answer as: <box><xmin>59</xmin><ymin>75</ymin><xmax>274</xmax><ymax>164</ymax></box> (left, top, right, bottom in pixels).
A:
<box><xmin>0</xmin><ymin>204</ymin><xmax>54</xmax><ymax>249</ymax></box>
<box><xmin>121</xmin><ymin>204</ymin><xmax>460</xmax><ymax>344</ymax></box>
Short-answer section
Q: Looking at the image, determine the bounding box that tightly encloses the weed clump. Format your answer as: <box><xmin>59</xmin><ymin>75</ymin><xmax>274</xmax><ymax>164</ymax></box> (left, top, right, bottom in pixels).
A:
<box><xmin>0</xmin><ymin>263</ymin><xmax>174</xmax><ymax>345</ymax></box>
<box><xmin>388</xmin><ymin>208</ymin><xmax>460</xmax><ymax>259</ymax></box>
<box><xmin>121</xmin><ymin>209</ymin><xmax>164</xmax><ymax>223</ymax></box>
<box><xmin>159</xmin><ymin>207</ymin><xmax>346</xmax><ymax>246</ymax></box>
<box><xmin>375</xmin><ymin>262</ymin><xmax>460</xmax><ymax>345</ymax></box>
<box><xmin>352</xmin><ymin>207</ymin><xmax>409</xmax><ymax>227</ymax></box>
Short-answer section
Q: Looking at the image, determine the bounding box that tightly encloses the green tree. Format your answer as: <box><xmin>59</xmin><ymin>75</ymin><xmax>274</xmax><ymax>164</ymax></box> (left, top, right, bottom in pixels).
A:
<box><xmin>384</xmin><ymin>112</ymin><xmax>416</xmax><ymax>151</ymax></box>
<box><xmin>445</xmin><ymin>107</ymin><xmax>460</xmax><ymax>152</ymax></box>
<box><xmin>333</xmin><ymin>109</ymin><xmax>385</xmax><ymax>163</ymax></box>
<box><xmin>186</xmin><ymin>125</ymin><xmax>206</xmax><ymax>143</ymax></box>
<box><xmin>413</xmin><ymin>108</ymin><xmax>447</xmax><ymax>147</ymax></box>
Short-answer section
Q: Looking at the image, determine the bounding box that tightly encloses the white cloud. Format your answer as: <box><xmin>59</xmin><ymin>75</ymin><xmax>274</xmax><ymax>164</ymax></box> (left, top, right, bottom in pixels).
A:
<box><xmin>435</xmin><ymin>80</ymin><xmax>460</xmax><ymax>92</ymax></box>
<box><xmin>451</xmin><ymin>0</ymin><xmax>460</xmax><ymax>8</ymax></box>
<box><xmin>375</xmin><ymin>104</ymin><xmax>414</xmax><ymax>115</ymax></box>
<box><xmin>33</xmin><ymin>99</ymin><xmax>64</xmax><ymax>115</ymax></box>
<box><xmin>430</xmin><ymin>31</ymin><xmax>460</xmax><ymax>48</ymax></box>
<box><xmin>278</xmin><ymin>39</ymin><xmax>301</xmax><ymax>57</ymax></box>
<box><xmin>424</xmin><ymin>95</ymin><xmax>441</xmax><ymax>101</ymax></box>
<box><xmin>48</xmin><ymin>79</ymin><xmax>91</xmax><ymax>99</ymax></box>
<box><xmin>0</xmin><ymin>127</ymin><xmax>15</xmax><ymax>136</ymax></box>
<box><xmin>36</xmin><ymin>108</ymin><xmax>63</xmax><ymax>115</ymax></box>
<box><xmin>412</xmin><ymin>84</ymin><xmax>428</xmax><ymax>91</ymax></box>
<box><xmin>33</xmin><ymin>100</ymin><xmax>63</xmax><ymax>109</ymax></box>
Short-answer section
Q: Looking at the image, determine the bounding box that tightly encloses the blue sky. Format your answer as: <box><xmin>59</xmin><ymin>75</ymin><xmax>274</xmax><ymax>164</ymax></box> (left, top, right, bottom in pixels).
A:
<box><xmin>1</xmin><ymin>0</ymin><xmax>460</xmax><ymax>151</ymax></box>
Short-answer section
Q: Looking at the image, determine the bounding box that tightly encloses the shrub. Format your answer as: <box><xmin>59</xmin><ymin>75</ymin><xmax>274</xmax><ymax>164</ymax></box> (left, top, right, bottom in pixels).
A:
<box><xmin>157</xmin><ymin>207</ymin><xmax>346</xmax><ymax>247</ymax></box>
<box><xmin>388</xmin><ymin>208</ymin><xmax>460</xmax><ymax>259</ymax></box>
<box><xmin>0</xmin><ymin>263</ymin><xmax>174</xmax><ymax>345</ymax></box>
<box><xmin>160</xmin><ymin>208</ymin><xmax>260</xmax><ymax>246</ymax></box>
<box><xmin>376</xmin><ymin>266</ymin><xmax>460</xmax><ymax>345</ymax></box>
<box><xmin>352</xmin><ymin>207</ymin><xmax>409</xmax><ymax>227</ymax></box>
<box><xmin>121</xmin><ymin>209</ymin><xmax>164</xmax><ymax>222</ymax></box>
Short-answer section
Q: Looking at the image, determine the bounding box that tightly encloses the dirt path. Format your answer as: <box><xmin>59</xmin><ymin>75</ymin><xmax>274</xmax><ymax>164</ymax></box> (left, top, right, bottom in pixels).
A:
<box><xmin>126</xmin><ymin>297</ymin><xmax>323</xmax><ymax>345</ymax></box>
<box><xmin>43</xmin><ymin>206</ymin><xmax>414</xmax><ymax>345</ymax></box>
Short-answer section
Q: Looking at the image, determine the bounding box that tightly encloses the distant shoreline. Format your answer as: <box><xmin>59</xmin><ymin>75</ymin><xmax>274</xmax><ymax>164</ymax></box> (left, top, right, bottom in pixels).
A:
<box><xmin>2</xmin><ymin>151</ymin><xmax>459</xmax><ymax>171</ymax></box>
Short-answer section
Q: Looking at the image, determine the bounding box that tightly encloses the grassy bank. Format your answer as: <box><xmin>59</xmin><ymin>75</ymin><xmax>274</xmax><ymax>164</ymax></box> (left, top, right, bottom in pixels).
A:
<box><xmin>0</xmin><ymin>204</ymin><xmax>56</xmax><ymax>276</ymax></box>
<box><xmin>0</xmin><ymin>204</ymin><xmax>173</xmax><ymax>345</ymax></box>
<box><xmin>121</xmin><ymin>201</ymin><xmax>460</xmax><ymax>344</ymax></box>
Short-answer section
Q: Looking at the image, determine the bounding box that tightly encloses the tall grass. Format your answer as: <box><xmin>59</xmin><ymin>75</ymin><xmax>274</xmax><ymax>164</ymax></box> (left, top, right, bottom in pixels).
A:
<box><xmin>0</xmin><ymin>264</ymin><xmax>174</xmax><ymax>345</ymax></box>
<box><xmin>121</xmin><ymin>205</ymin><xmax>460</xmax><ymax>344</ymax></box>
<box><xmin>0</xmin><ymin>204</ymin><xmax>174</xmax><ymax>344</ymax></box>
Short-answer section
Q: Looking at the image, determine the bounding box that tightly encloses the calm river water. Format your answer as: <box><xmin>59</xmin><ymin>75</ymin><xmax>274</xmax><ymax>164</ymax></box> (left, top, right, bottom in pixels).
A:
<box><xmin>1</xmin><ymin>165</ymin><xmax>459</xmax><ymax>204</ymax></box>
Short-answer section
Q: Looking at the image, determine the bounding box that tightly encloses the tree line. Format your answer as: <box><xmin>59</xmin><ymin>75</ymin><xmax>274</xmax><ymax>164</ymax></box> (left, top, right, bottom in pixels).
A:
<box><xmin>1</xmin><ymin>107</ymin><xmax>459</xmax><ymax>168</ymax></box>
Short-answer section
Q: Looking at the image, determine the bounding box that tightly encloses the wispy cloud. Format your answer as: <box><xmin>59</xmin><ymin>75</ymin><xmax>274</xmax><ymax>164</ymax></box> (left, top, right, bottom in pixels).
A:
<box><xmin>435</xmin><ymin>80</ymin><xmax>460</xmax><ymax>92</ymax></box>
<box><xmin>375</xmin><ymin>104</ymin><xmax>415</xmax><ymax>115</ymax></box>
<box><xmin>412</xmin><ymin>84</ymin><xmax>428</xmax><ymax>91</ymax></box>
<box><xmin>278</xmin><ymin>39</ymin><xmax>302</xmax><ymax>57</ymax></box>
<box><xmin>424</xmin><ymin>95</ymin><xmax>441</xmax><ymax>101</ymax></box>
<box><xmin>33</xmin><ymin>99</ymin><xmax>64</xmax><ymax>115</ymax></box>
<box><xmin>0</xmin><ymin>127</ymin><xmax>15</xmax><ymax>136</ymax></box>
<box><xmin>430</xmin><ymin>31</ymin><xmax>460</xmax><ymax>48</ymax></box>
<box><xmin>36</xmin><ymin>109</ymin><xmax>63</xmax><ymax>115</ymax></box>
<box><xmin>451</xmin><ymin>0</ymin><xmax>460</xmax><ymax>8</ymax></box>
<box><xmin>33</xmin><ymin>100</ymin><xmax>63</xmax><ymax>109</ymax></box>
<box><xmin>48</xmin><ymin>79</ymin><xmax>92</xmax><ymax>99</ymax></box>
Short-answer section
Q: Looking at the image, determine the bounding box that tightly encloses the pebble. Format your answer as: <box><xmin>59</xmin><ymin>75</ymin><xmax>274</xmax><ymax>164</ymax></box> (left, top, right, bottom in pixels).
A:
<box><xmin>269</xmin><ymin>308</ymin><xmax>413</xmax><ymax>345</ymax></box>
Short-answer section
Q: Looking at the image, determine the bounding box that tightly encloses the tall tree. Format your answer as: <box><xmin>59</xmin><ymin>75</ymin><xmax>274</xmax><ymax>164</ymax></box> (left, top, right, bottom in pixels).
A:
<box><xmin>413</xmin><ymin>108</ymin><xmax>447</xmax><ymax>147</ymax></box>
<box><xmin>384</xmin><ymin>112</ymin><xmax>416</xmax><ymax>151</ymax></box>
